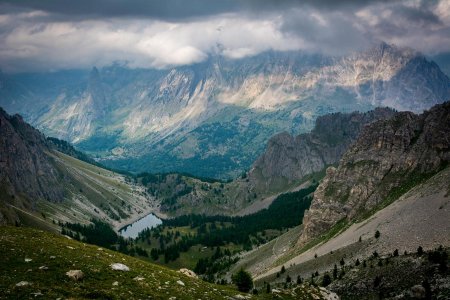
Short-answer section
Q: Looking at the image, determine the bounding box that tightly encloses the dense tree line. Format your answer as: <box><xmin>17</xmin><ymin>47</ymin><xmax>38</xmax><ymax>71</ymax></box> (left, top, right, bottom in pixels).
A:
<box><xmin>63</xmin><ymin>219</ymin><xmax>120</xmax><ymax>248</ymax></box>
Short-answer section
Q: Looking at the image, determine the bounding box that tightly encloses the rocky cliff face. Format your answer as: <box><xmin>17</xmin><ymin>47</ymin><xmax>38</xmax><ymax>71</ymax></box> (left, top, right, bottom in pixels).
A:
<box><xmin>298</xmin><ymin>101</ymin><xmax>450</xmax><ymax>245</ymax></box>
<box><xmin>0</xmin><ymin>108</ymin><xmax>64</xmax><ymax>206</ymax></box>
<box><xmin>249</xmin><ymin>107</ymin><xmax>396</xmax><ymax>192</ymax></box>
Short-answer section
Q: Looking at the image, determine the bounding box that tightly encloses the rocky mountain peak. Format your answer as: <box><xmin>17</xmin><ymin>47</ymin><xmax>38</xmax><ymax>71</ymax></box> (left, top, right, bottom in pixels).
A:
<box><xmin>365</xmin><ymin>42</ymin><xmax>416</xmax><ymax>60</ymax></box>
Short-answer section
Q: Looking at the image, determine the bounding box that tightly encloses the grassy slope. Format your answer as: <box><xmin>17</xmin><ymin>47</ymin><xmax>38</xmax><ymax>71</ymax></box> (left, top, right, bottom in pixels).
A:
<box><xmin>0</xmin><ymin>226</ymin><xmax>327</xmax><ymax>300</ymax></box>
<box><xmin>36</xmin><ymin>151</ymin><xmax>158</xmax><ymax>231</ymax></box>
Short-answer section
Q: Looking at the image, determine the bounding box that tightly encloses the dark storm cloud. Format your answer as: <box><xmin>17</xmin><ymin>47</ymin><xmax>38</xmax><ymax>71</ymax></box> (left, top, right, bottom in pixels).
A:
<box><xmin>0</xmin><ymin>0</ymin><xmax>237</xmax><ymax>21</ymax></box>
<box><xmin>0</xmin><ymin>0</ymin><xmax>392</xmax><ymax>20</ymax></box>
<box><xmin>280</xmin><ymin>8</ymin><xmax>371</xmax><ymax>55</ymax></box>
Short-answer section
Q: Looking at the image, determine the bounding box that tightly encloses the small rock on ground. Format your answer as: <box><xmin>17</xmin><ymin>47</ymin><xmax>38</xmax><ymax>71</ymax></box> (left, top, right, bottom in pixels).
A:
<box><xmin>110</xmin><ymin>263</ymin><xmax>130</xmax><ymax>271</ymax></box>
<box><xmin>16</xmin><ymin>281</ymin><xmax>31</xmax><ymax>287</ymax></box>
<box><xmin>176</xmin><ymin>280</ymin><xmax>185</xmax><ymax>286</ymax></box>
<box><xmin>65</xmin><ymin>270</ymin><xmax>84</xmax><ymax>281</ymax></box>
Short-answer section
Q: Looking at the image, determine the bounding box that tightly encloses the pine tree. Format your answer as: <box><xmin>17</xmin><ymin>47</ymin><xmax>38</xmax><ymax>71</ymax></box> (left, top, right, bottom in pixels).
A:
<box><xmin>374</xmin><ymin>275</ymin><xmax>382</xmax><ymax>288</ymax></box>
<box><xmin>374</xmin><ymin>230</ymin><xmax>380</xmax><ymax>239</ymax></box>
<box><xmin>232</xmin><ymin>269</ymin><xmax>253</xmax><ymax>293</ymax></box>
<box><xmin>417</xmin><ymin>246</ymin><xmax>424</xmax><ymax>256</ymax></box>
<box><xmin>322</xmin><ymin>273</ymin><xmax>332</xmax><ymax>287</ymax></box>
<box><xmin>422</xmin><ymin>279</ymin><xmax>432</xmax><ymax>299</ymax></box>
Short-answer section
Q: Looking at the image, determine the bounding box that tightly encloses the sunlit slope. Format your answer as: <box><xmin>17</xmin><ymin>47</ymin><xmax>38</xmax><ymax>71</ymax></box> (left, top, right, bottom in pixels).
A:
<box><xmin>38</xmin><ymin>151</ymin><xmax>160</xmax><ymax>231</ymax></box>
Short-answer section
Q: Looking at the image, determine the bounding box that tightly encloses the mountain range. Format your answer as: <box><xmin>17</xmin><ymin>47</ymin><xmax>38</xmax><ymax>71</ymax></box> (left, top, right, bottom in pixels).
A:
<box><xmin>1</xmin><ymin>43</ymin><xmax>449</xmax><ymax>179</ymax></box>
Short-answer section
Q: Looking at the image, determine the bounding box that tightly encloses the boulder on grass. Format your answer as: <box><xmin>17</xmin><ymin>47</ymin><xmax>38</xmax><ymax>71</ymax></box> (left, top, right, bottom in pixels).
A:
<box><xmin>110</xmin><ymin>263</ymin><xmax>130</xmax><ymax>271</ymax></box>
<box><xmin>66</xmin><ymin>270</ymin><xmax>84</xmax><ymax>281</ymax></box>
<box><xmin>178</xmin><ymin>268</ymin><xmax>198</xmax><ymax>278</ymax></box>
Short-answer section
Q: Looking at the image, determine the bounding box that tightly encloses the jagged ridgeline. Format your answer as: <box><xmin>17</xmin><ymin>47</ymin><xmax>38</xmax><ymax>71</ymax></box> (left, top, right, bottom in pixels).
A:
<box><xmin>2</xmin><ymin>43</ymin><xmax>449</xmax><ymax>179</ymax></box>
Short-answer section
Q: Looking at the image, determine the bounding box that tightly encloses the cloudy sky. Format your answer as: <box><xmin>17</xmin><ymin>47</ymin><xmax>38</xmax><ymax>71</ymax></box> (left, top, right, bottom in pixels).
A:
<box><xmin>0</xmin><ymin>0</ymin><xmax>449</xmax><ymax>72</ymax></box>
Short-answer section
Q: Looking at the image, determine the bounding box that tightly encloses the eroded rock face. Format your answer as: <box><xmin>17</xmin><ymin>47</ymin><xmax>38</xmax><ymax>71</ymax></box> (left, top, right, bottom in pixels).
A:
<box><xmin>249</xmin><ymin>108</ymin><xmax>396</xmax><ymax>192</ymax></box>
<box><xmin>0</xmin><ymin>108</ymin><xmax>64</xmax><ymax>206</ymax></box>
<box><xmin>298</xmin><ymin>101</ymin><xmax>450</xmax><ymax>245</ymax></box>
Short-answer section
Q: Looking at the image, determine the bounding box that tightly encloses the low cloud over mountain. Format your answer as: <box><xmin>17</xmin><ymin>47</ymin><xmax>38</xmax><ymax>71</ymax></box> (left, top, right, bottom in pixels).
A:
<box><xmin>0</xmin><ymin>0</ymin><xmax>449</xmax><ymax>72</ymax></box>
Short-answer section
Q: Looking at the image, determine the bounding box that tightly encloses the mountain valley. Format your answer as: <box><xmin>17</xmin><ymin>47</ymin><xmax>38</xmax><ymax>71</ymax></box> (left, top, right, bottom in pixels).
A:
<box><xmin>1</xmin><ymin>35</ymin><xmax>450</xmax><ymax>299</ymax></box>
<box><xmin>3</xmin><ymin>1</ymin><xmax>450</xmax><ymax>298</ymax></box>
<box><xmin>1</xmin><ymin>98</ymin><xmax>449</xmax><ymax>299</ymax></box>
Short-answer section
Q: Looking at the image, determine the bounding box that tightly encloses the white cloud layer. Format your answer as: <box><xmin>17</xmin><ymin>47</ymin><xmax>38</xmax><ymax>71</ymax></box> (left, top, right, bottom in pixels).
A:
<box><xmin>0</xmin><ymin>0</ymin><xmax>449</xmax><ymax>72</ymax></box>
